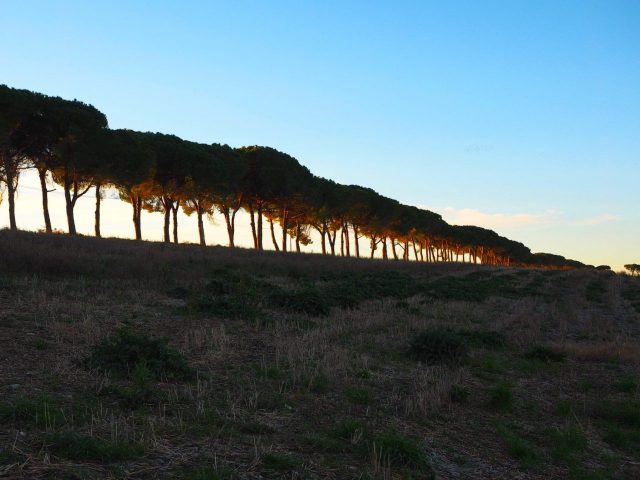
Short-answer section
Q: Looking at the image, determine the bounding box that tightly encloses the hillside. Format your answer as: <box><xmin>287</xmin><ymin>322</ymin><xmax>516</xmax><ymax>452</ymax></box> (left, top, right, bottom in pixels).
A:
<box><xmin>0</xmin><ymin>231</ymin><xmax>639</xmax><ymax>479</ymax></box>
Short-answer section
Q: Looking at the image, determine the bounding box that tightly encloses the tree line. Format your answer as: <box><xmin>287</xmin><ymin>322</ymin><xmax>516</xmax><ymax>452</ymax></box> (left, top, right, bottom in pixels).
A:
<box><xmin>0</xmin><ymin>85</ymin><xmax>586</xmax><ymax>268</ymax></box>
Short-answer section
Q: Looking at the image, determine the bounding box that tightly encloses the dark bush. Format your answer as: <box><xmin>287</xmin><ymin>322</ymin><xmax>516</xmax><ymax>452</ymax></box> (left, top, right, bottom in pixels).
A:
<box><xmin>86</xmin><ymin>326</ymin><xmax>193</xmax><ymax>380</ymax></box>
<box><xmin>268</xmin><ymin>287</ymin><xmax>330</xmax><ymax>316</ymax></box>
<box><xmin>408</xmin><ymin>329</ymin><xmax>468</xmax><ymax>364</ymax></box>
<box><xmin>524</xmin><ymin>346</ymin><xmax>565</xmax><ymax>363</ymax></box>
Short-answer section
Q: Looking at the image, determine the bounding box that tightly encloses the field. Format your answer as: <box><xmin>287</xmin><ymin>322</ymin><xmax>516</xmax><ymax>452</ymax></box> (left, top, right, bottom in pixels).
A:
<box><xmin>0</xmin><ymin>231</ymin><xmax>639</xmax><ymax>479</ymax></box>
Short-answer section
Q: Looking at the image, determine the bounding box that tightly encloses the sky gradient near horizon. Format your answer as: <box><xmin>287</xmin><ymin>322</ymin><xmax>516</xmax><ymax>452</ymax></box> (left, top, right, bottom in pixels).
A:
<box><xmin>1</xmin><ymin>1</ymin><xmax>639</xmax><ymax>269</ymax></box>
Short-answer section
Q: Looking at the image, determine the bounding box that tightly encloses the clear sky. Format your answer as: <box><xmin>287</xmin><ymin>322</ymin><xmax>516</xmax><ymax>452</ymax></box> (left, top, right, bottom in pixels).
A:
<box><xmin>1</xmin><ymin>1</ymin><xmax>638</xmax><ymax>269</ymax></box>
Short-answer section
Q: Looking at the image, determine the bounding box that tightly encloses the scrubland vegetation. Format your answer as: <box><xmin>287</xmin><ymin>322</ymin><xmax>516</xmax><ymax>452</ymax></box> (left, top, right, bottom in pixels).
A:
<box><xmin>0</xmin><ymin>231</ymin><xmax>639</xmax><ymax>479</ymax></box>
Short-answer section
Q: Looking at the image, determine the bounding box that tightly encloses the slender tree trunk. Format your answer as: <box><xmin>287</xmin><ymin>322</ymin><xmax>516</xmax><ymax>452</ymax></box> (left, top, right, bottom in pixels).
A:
<box><xmin>2</xmin><ymin>150</ymin><xmax>17</xmax><ymax>231</ymax></box>
<box><xmin>382</xmin><ymin>237</ymin><xmax>388</xmax><ymax>259</ymax></box>
<box><xmin>7</xmin><ymin>179</ymin><xmax>17</xmax><ymax>231</ymax></box>
<box><xmin>281</xmin><ymin>208</ymin><xmax>288</xmax><ymax>252</ymax></box>
<box><xmin>94</xmin><ymin>183</ymin><xmax>101</xmax><ymax>238</ymax></box>
<box><xmin>64</xmin><ymin>171</ymin><xmax>76</xmax><ymax>235</ymax></box>
<box><xmin>37</xmin><ymin>165</ymin><xmax>52</xmax><ymax>233</ymax></box>
<box><xmin>391</xmin><ymin>239</ymin><xmax>398</xmax><ymax>260</ymax></box>
<box><xmin>248</xmin><ymin>205</ymin><xmax>258</xmax><ymax>248</ymax></box>
<box><xmin>269</xmin><ymin>218</ymin><xmax>280</xmax><ymax>251</ymax></box>
<box><xmin>343</xmin><ymin>224</ymin><xmax>350</xmax><ymax>257</ymax></box>
<box><xmin>172</xmin><ymin>200</ymin><xmax>179</xmax><ymax>243</ymax></box>
<box><xmin>197</xmin><ymin>209</ymin><xmax>205</xmax><ymax>246</ymax></box>
<box><xmin>295</xmin><ymin>222</ymin><xmax>301</xmax><ymax>253</ymax></box>
<box><xmin>404</xmin><ymin>240</ymin><xmax>409</xmax><ymax>261</ymax></box>
<box><xmin>328</xmin><ymin>227</ymin><xmax>337</xmax><ymax>256</ymax></box>
<box><xmin>257</xmin><ymin>202</ymin><xmax>263</xmax><ymax>250</ymax></box>
<box><xmin>163</xmin><ymin>207</ymin><xmax>171</xmax><ymax>243</ymax></box>
<box><xmin>318</xmin><ymin>226</ymin><xmax>327</xmax><ymax>255</ymax></box>
<box><xmin>353</xmin><ymin>225</ymin><xmax>360</xmax><ymax>258</ymax></box>
<box><xmin>131</xmin><ymin>195</ymin><xmax>142</xmax><ymax>240</ymax></box>
<box><xmin>222</xmin><ymin>207</ymin><xmax>235</xmax><ymax>247</ymax></box>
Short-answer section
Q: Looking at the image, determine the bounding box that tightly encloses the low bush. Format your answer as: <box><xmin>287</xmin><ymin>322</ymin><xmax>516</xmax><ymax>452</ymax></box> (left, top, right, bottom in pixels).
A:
<box><xmin>372</xmin><ymin>430</ymin><xmax>433</xmax><ymax>476</ymax></box>
<box><xmin>86</xmin><ymin>326</ymin><xmax>193</xmax><ymax>380</ymax></box>
<box><xmin>524</xmin><ymin>345</ymin><xmax>565</xmax><ymax>363</ymax></box>
<box><xmin>408</xmin><ymin>329</ymin><xmax>468</xmax><ymax>364</ymax></box>
<box><xmin>46</xmin><ymin>431</ymin><xmax>144</xmax><ymax>462</ymax></box>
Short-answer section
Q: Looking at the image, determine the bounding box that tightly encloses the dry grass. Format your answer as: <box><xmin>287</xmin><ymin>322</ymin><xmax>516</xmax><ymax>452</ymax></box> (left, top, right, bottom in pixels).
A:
<box><xmin>0</xmin><ymin>230</ymin><xmax>639</xmax><ymax>479</ymax></box>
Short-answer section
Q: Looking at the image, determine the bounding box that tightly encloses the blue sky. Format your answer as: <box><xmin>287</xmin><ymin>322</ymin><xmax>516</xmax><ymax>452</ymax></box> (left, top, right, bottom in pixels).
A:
<box><xmin>1</xmin><ymin>1</ymin><xmax>639</xmax><ymax>269</ymax></box>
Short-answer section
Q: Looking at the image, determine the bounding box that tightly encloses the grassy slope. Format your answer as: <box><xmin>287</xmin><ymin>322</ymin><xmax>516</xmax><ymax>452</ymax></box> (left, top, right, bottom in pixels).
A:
<box><xmin>0</xmin><ymin>230</ymin><xmax>639</xmax><ymax>479</ymax></box>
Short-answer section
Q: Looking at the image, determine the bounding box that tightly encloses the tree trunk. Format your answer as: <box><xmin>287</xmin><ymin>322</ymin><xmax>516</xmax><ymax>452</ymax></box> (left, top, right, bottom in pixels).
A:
<box><xmin>37</xmin><ymin>165</ymin><xmax>52</xmax><ymax>233</ymax></box>
<box><xmin>63</xmin><ymin>172</ymin><xmax>76</xmax><ymax>235</ymax></box>
<box><xmin>131</xmin><ymin>195</ymin><xmax>142</xmax><ymax>240</ymax></box>
<box><xmin>257</xmin><ymin>202</ymin><xmax>263</xmax><ymax>250</ymax></box>
<box><xmin>281</xmin><ymin>208</ymin><xmax>288</xmax><ymax>252</ymax></box>
<box><xmin>222</xmin><ymin>207</ymin><xmax>235</xmax><ymax>247</ymax></box>
<box><xmin>382</xmin><ymin>237</ymin><xmax>388</xmax><ymax>260</ymax></box>
<box><xmin>269</xmin><ymin>218</ymin><xmax>280</xmax><ymax>251</ymax></box>
<box><xmin>343</xmin><ymin>224</ymin><xmax>350</xmax><ymax>257</ymax></box>
<box><xmin>197</xmin><ymin>209</ymin><xmax>205</xmax><ymax>246</ymax></box>
<box><xmin>353</xmin><ymin>225</ymin><xmax>360</xmax><ymax>258</ymax></box>
<box><xmin>248</xmin><ymin>205</ymin><xmax>258</xmax><ymax>248</ymax></box>
<box><xmin>319</xmin><ymin>226</ymin><xmax>326</xmax><ymax>255</ymax></box>
<box><xmin>295</xmin><ymin>222</ymin><xmax>301</xmax><ymax>253</ymax></box>
<box><xmin>163</xmin><ymin>207</ymin><xmax>171</xmax><ymax>243</ymax></box>
<box><xmin>328</xmin><ymin>227</ymin><xmax>337</xmax><ymax>256</ymax></box>
<box><xmin>2</xmin><ymin>150</ymin><xmax>17</xmax><ymax>231</ymax></box>
<box><xmin>94</xmin><ymin>184</ymin><xmax>101</xmax><ymax>238</ymax></box>
<box><xmin>7</xmin><ymin>180</ymin><xmax>17</xmax><ymax>231</ymax></box>
<box><xmin>172</xmin><ymin>201</ymin><xmax>179</xmax><ymax>243</ymax></box>
<box><xmin>390</xmin><ymin>239</ymin><xmax>398</xmax><ymax>260</ymax></box>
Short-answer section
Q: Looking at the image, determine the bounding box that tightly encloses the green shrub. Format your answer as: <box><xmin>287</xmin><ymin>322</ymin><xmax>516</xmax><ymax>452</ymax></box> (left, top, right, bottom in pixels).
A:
<box><xmin>454</xmin><ymin>329</ymin><xmax>507</xmax><ymax>349</ymax></box>
<box><xmin>550</xmin><ymin>424</ymin><xmax>587</xmax><ymax>464</ymax></box>
<box><xmin>450</xmin><ymin>384</ymin><xmax>470</xmax><ymax>403</ymax></box>
<box><xmin>345</xmin><ymin>387</ymin><xmax>370</xmax><ymax>405</ymax></box>
<box><xmin>330</xmin><ymin>418</ymin><xmax>365</xmax><ymax>441</ymax></box>
<box><xmin>47</xmin><ymin>431</ymin><xmax>144</xmax><ymax>462</ymax></box>
<box><xmin>496</xmin><ymin>423</ymin><xmax>537</xmax><ymax>468</ymax></box>
<box><xmin>268</xmin><ymin>287</ymin><xmax>329</xmax><ymax>316</ymax></box>
<box><xmin>172</xmin><ymin>465</ymin><xmax>237</xmax><ymax>480</ymax></box>
<box><xmin>615</xmin><ymin>377</ymin><xmax>637</xmax><ymax>394</ymax></box>
<box><xmin>261</xmin><ymin>452</ymin><xmax>299</xmax><ymax>470</ymax></box>
<box><xmin>594</xmin><ymin>400</ymin><xmax>640</xmax><ymax>428</ymax></box>
<box><xmin>408</xmin><ymin>329</ymin><xmax>468</xmax><ymax>364</ymax></box>
<box><xmin>86</xmin><ymin>326</ymin><xmax>193</xmax><ymax>380</ymax></box>
<box><xmin>489</xmin><ymin>382</ymin><xmax>513</xmax><ymax>411</ymax></box>
<box><xmin>524</xmin><ymin>345</ymin><xmax>565</xmax><ymax>363</ymax></box>
<box><xmin>372</xmin><ymin>431</ymin><xmax>433</xmax><ymax>475</ymax></box>
<box><xmin>0</xmin><ymin>395</ymin><xmax>66</xmax><ymax>428</ymax></box>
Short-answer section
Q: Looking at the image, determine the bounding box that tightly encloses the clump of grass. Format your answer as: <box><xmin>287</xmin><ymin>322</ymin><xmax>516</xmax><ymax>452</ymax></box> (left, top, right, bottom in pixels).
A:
<box><xmin>86</xmin><ymin>326</ymin><xmax>193</xmax><ymax>380</ymax></box>
<box><xmin>371</xmin><ymin>431</ymin><xmax>433</xmax><ymax>476</ymax></box>
<box><xmin>593</xmin><ymin>400</ymin><xmax>640</xmax><ymax>428</ymax></box>
<box><xmin>46</xmin><ymin>431</ymin><xmax>144</xmax><ymax>462</ymax></box>
<box><xmin>172</xmin><ymin>465</ymin><xmax>238</xmax><ymax>479</ymax></box>
<box><xmin>99</xmin><ymin>364</ymin><xmax>157</xmax><ymax>410</ymax></box>
<box><xmin>239</xmin><ymin>421</ymin><xmax>275</xmax><ymax>434</ymax></box>
<box><xmin>331</xmin><ymin>418</ymin><xmax>365</xmax><ymax>442</ymax></box>
<box><xmin>454</xmin><ymin>329</ymin><xmax>507</xmax><ymax>349</ymax></box>
<box><xmin>450</xmin><ymin>384</ymin><xmax>470</xmax><ymax>403</ymax></box>
<box><xmin>0</xmin><ymin>395</ymin><xmax>66</xmax><ymax>429</ymax></box>
<box><xmin>586</xmin><ymin>278</ymin><xmax>607</xmax><ymax>304</ymax></box>
<box><xmin>489</xmin><ymin>382</ymin><xmax>513</xmax><ymax>412</ymax></box>
<box><xmin>345</xmin><ymin>386</ymin><xmax>371</xmax><ymax>405</ymax></box>
<box><xmin>33</xmin><ymin>338</ymin><xmax>48</xmax><ymax>350</ymax></box>
<box><xmin>496</xmin><ymin>423</ymin><xmax>537</xmax><ymax>468</ymax></box>
<box><xmin>408</xmin><ymin>329</ymin><xmax>468</xmax><ymax>364</ymax></box>
<box><xmin>261</xmin><ymin>452</ymin><xmax>300</xmax><ymax>470</ymax></box>
<box><xmin>550</xmin><ymin>424</ymin><xmax>588</xmax><ymax>464</ymax></box>
<box><xmin>524</xmin><ymin>345</ymin><xmax>565</xmax><ymax>363</ymax></box>
<box><xmin>615</xmin><ymin>377</ymin><xmax>637</xmax><ymax>394</ymax></box>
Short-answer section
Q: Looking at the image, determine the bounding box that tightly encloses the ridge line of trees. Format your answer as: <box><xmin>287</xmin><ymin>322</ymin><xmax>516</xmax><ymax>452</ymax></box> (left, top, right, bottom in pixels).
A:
<box><xmin>0</xmin><ymin>84</ymin><xmax>587</xmax><ymax>269</ymax></box>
